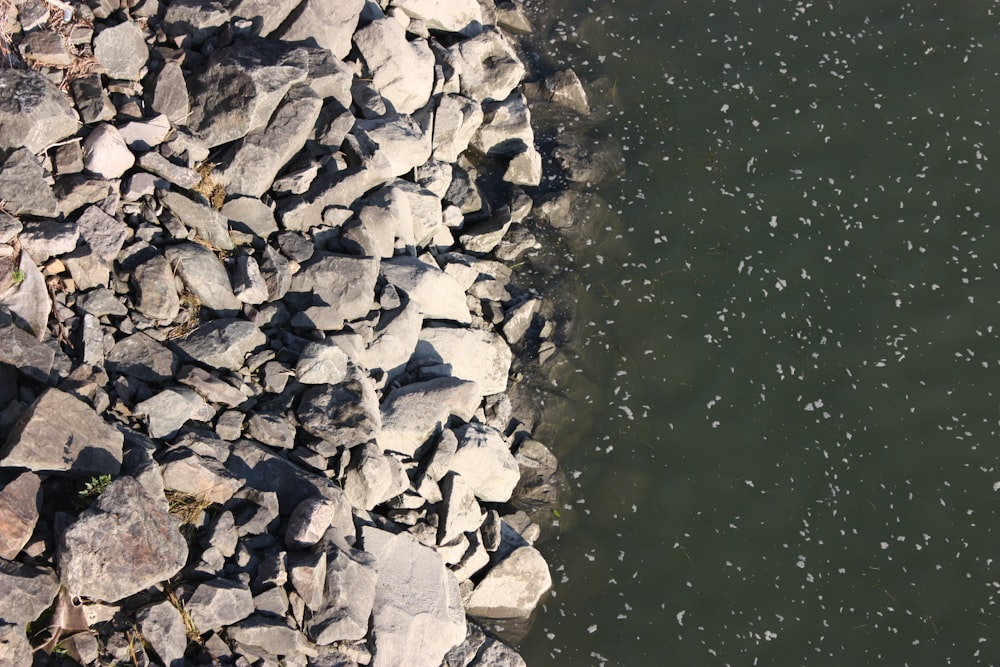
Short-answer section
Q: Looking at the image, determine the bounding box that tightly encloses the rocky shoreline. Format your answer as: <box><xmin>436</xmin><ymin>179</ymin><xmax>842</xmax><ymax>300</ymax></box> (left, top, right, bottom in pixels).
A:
<box><xmin>0</xmin><ymin>0</ymin><xmax>589</xmax><ymax>665</ymax></box>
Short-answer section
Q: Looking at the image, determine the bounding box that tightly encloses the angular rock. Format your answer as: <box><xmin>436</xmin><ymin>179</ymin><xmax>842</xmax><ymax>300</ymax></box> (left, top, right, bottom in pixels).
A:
<box><xmin>94</xmin><ymin>20</ymin><xmax>148</xmax><ymax>81</ymax></box>
<box><xmin>75</xmin><ymin>205</ymin><xmax>129</xmax><ymax>261</ymax></box>
<box><xmin>83</xmin><ymin>124</ymin><xmax>135</xmax><ymax>179</ymax></box>
<box><xmin>161</xmin><ymin>449</ymin><xmax>243</xmax><ymax>504</ymax></box>
<box><xmin>288</xmin><ymin>549</ymin><xmax>326</xmax><ymax>610</ymax></box>
<box><xmin>0</xmin><ymin>472</ymin><xmax>41</xmax><ymax>560</ymax></box>
<box><xmin>287</xmin><ymin>253</ymin><xmax>377</xmax><ymax>324</ymax></box>
<box><xmin>472</xmin><ymin>93</ymin><xmax>533</xmax><ymax>158</ymax></box>
<box><xmin>137</xmin><ymin>387</ymin><xmax>214</xmax><ymax>439</ymax></box>
<box><xmin>119</xmin><ymin>114</ymin><xmax>172</xmax><ymax>152</ymax></box>
<box><xmin>17</xmin><ymin>219</ymin><xmax>79</xmax><ymax>263</ymax></box>
<box><xmin>0</xmin><ymin>621</ymin><xmax>32</xmax><ymax>665</ymax></box>
<box><xmin>362</xmin><ymin>294</ymin><xmax>421</xmax><ymax>376</ymax></box>
<box><xmin>503</xmin><ymin>145</ymin><xmax>542</xmax><ymax>186</ymax></box>
<box><xmin>216</xmin><ymin>84</ymin><xmax>323</xmax><ymax>198</ymax></box>
<box><xmin>159</xmin><ymin>190</ymin><xmax>233</xmax><ymax>251</ymax></box>
<box><xmin>415</xmin><ymin>326</ymin><xmax>512</xmax><ymax>395</ymax></box>
<box><xmin>354</xmin><ymin>17</ymin><xmax>435</xmax><ymax>114</ymax></box>
<box><xmin>459</xmin><ymin>206</ymin><xmax>513</xmax><ymax>254</ymax></box>
<box><xmin>0</xmin><ymin>388</ymin><xmax>123</xmax><ymax>477</ymax></box>
<box><xmin>173</xmin><ymin>318</ymin><xmax>266</xmax><ymax>371</ymax></box>
<box><xmin>379</xmin><ymin>377</ymin><xmax>481</xmax><ymax>457</ymax></box>
<box><xmin>177</xmin><ymin>365</ymin><xmax>250</xmax><ymax>407</ymax></box>
<box><xmin>54</xmin><ymin>173</ymin><xmax>116</xmax><ymax>217</ymax></box>
<box><xmin>162</xmin><ymin>0</ymin><xmax>230</xmax><ymax>46</ymax></box>
<box><xmin>78</xmin><ymin>286</ymin><xmax>128</xmax><ymax>318</ymax></box>
<box><xmin>272</xmin><ymin>0</ymin><xmax>364</xmax><ymax>60</ymax></box>
<box><xmin>524</xmin><ymin>68</ymin><xmax>590</xmax><ymax>115</ymax></box>
<box><xmin>296</xmin><ymin>339</ymin><xmax>350</xmax><ymax>385</ymax></box>
<box><xmin>151</xmin><ymin>60</ymin><xmax>191</xmax><ymax>126</ymax></box>
<box><xmin>297</xmin><ymin>370</ymin><xmax>380</xmax><ymax>450</ymax></box>
<box><xmin>380</xmin><ymin>256</ymin><xmax>470</xmax><ymax>323</ymax></box>
<box><xmin>226</xmin><ymin>439</ymin><xmax>347</xmax><ymax>514</ymax></box>
<box><xmin>228</xmin><ymin>614</ymin><xmax>313</xmax><ymax>657</ymax></box>
<box><xmin>0</xmin><ymin>312</ymin><xmax>54</xmax><ymax>383</ymax></box>
<box><xmin>392</xmin><ymin>0</ymin><xmax>484</xmax><ymax>35</ymax></box>
<box><xmin>0</xmin><ymin>251</ymin><xmax>50</xmax><ymax>339</ymax></box>
<box><xmin>502</xmin><ymin>298</ymin><xmax>539</xmax><ymax>344</ymax></box>
<box><xmin>0</xmin><ymin>69</ymin><xmax>79</xmax><ymax>153</ymax></box>
<box><xmin>65</xmin><ymin>247</ymin><xmax>112</xmax><ymax>291</ymax></box>
<box><xmin>362</xmin><ymin>526</ymin><xmax>466</xmax><ymax>667</ymax></box>
<box><xmin>107</xmin><ymin>332</ymin><xmax>177</xmax><ymax>383</ymax></box>
<box><xmin>432</xmin><ymin>94</ymin><xmax>484</xmax><ymax>162</ymax></box>
<box><xmin>185</xmin><ymin>578</ymin><xmax>254</xmax><ymax>632</ymax></box>
<box><xmin>70</xmin><ymin>74</ymin><xmax>116</xmax><ymax>125</ymax></box>
<box><xmin>231</xmin><ymin>254</ymin><xmax>269</xmax><ymax>305</ymax></box>
<box><xmin>226</xmin><ymin>0</ymin><xmax>301</xmax><ymax>35</ymax></box>
<box><xmin>0</xmin><ymin>147</ymin><xmax>58</xmax><ymax>217</ymax></box>
<box><xmin>247</xmin><ymin>412</ymin><xmax>296</xmax><ymax>449</ymax></box>
<box><xmin>137</xmin><ymin>600</ymin><xmax>188</xmax><ymax>667</ymax></box>
<box><xmin>285</xmin><ymin>497</ymin><xmax>342</xmax><ymax>550</ymax></box>
<box><xmin>18</xmin><ymin>29</ymin><xmax>73</xmax><ymax>68</ymax></box>
<box><xmin>132</xmin><ymin>253</ymin><xmax>181</xmax><ymax>321</ymax></box>
<box><xmin>470</xmin><ymin>637</ymin><xmax>527</xmax><ymax>667</ymax></box>
<box><xmin>164</xmin><ymin>243</ymin><xmax>242</xmax><ymax>314</ymax></box>
<box><xmin>306</xmin><ymin>540</ymin><xmax>377</xmax><ymax>644</ymax></box>
<box><xmin>137</xmin><ymin>152</ymin><xmax>200</xmax><ymax>191</ymax></box>
<box><xmin>438</xmin><ymin>472</ymin><xmax>484</xmax><ymax>545</ymax></box>
<box><xmin>450</xmin><ymin>27</ymin><xmax>525</xmax><ymax>103</ymax></box>
<box><xmin>464</xmin><ymin>546</ymin><xmax>552</xmax><ymax>642</ymax></box>
<box><xmin>449</xmin><ymin>422</ymin><xmax>520</xmax><ymax>503</ymax></box>
<box><xmin>343</xmin><ymin>442</ymin><xmax>409</xmax><ymax>511</ymax></box>
<box><xmin>57</xmin><ymin>478</ymin><xmax>188</xmax><ymax>602</ymax></box>
<box><xmin>351</xmin><ymin>113</ymin><xmax>432</xmax><ymax>180</ymax></box>
<box><xmin>0</xmin><ymin>559</ymin><xmax>59</xmax><ymax>627</ymax></box>
<box><xmin>221</xmin><ymin>197</ymin><xmax>279</xmax><ymax>239</ymax></box>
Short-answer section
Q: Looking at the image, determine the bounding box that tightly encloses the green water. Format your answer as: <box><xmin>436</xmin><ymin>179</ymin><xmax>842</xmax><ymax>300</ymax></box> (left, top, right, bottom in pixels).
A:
<box><xmin>517</xmin><ymin>1</ymin><xmax>1000</xmax><ymax>664</ymax></box>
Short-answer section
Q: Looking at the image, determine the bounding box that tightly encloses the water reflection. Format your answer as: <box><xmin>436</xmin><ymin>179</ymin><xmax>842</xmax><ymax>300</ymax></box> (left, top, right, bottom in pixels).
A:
<box><xmin>518</xmin><ymin>0</ymin><xmax>1000</xmax><ymax>663</ymax></box>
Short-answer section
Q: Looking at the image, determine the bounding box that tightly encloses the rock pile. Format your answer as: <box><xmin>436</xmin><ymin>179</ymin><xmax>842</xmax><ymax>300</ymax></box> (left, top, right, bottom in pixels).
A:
<box><xmin>0</xmin><ymin>0</ymin><xmax>586</xmax><ymax>664</ymax></box>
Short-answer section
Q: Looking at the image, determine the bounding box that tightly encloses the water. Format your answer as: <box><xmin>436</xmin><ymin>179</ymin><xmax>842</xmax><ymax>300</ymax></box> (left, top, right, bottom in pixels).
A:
<box><xmin>516</xmin><ymin>1</ymin><xmax>1000</xmax><ymax>664</ymax></box>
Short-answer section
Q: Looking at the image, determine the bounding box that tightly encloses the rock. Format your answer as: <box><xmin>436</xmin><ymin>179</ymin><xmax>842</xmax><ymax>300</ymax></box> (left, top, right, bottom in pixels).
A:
<box><xmin>464</xmin><ymin>546</ymin><xmax>552</xmax><ymax>643</ymax></box>
<box><xmin>0</xmin><ymin>69</ymin><xmax>79</xmax><ymax>153</ymax></box>
<box><xmin>296</xmin><ymin>339</ymin><xmax>350</xmax><ymax>385</ymax></box>
<box><xmin>231</xmin><ymin>254</ymin><xmax>269</xmax><ymax>305</ymax></box>
<box><xmin>502</xmin><ymin>298</ymin><xmax>539</xmax><ymax>344</ymax></box>
<box><xmin>226</xmin><ymin>439</ymin><xmax>347</xmax><ymax>514</ymax></box>
<box><xmin>0</xmin><ymin>316</ymin><xmax>54</xmax><ymax>382</ymax></box>
<box><xmin>162</xmin><ymin>0</ymin><xmax>230</xmax><ymax>46</ymax></box>
<box><xmin>106</xmin><ymin>332</ymin><xmax>177</xmax><ymax>383</ymax></box>
<box><xmin>57</xmin><ymin>478</ymin><xmax>188</xmax><ymax>602</ymax></box>
<box><xmin>0</xmin><ymin>472</ymin><xmax>41</xmax><ymax>560</ymax></box>
<box><xmin>306</xmin><ymin>540</ymin><xmax>377</xmax><ymax>644</ymax></box>
<box><xmin>297</xmin><ymin>370</ymin><xmax>380</xmax><ymax>450</ymax></box>
<box><xmin>379</xmin><ymin>377</ymin><xmax>481</xmax><ymax>457</ymax></box>
<box><xmin>177</xmin><ymin>365</ymin><xmax>251</xmax><ymax>407</ymax></box>
<box><xmin>285</xmin><ymin>497</ymin><xmax>346</xmax><ymax>551</ymax></box>
<box><xmin>288</xmin><ymin>549</ymin><xmax>327</xmax><ymax>610</ymax></box>
<box><xmin>287</xmin><ymin>253</ymin><xmax>377</xmax><ymax>325</ymax></box>
<box><xmin>449</xmin><ymin>422</ymin><xmax>520</xmax><ymax>503</ymax></box>
<box><xmin>137</xmin><ymin>387</ymin><xmax>214</xmax><ymax>439</ymax></box>
<box><xmin>380</xmin><ymin>256</ymin><xmax>470</xmax><ymax>323</ymax></box>
<box><xmin>0</xmin><ymin>251</ymin><xmax>50</xmax><ymax>339</ymax></box>
<box><xmin>164</xmin><ymin>243</ymin><xmax>242</xmax><ymax>314</ymax></box>
<box><xmin>443</xmin><ymin>620</ymin><xmax>487</xmax><ymax>667</ymax></box>
<box><xmin>0</xmin><ymin>388</ymin><xmax>123</xmax><ymax>477</ymax></box>
<box><xmin>221</xmin><ymin>197</ymin><xmax>278</xmax><ymax>239</ymax></box>
<box><xmin>132</xmin><ymin>253</ymin><xmax>181</xmax><ymax>321</ymax></box>
<box><xmin>228</xmin><ymin>614</ymin><xmax>314</xmax><ymax>657</ymax></box>
<box><xmin>272</xmin><ymin>0</ymin><xmax>365</xmax><ymax>60</ymax></box>
<box><xmin>343</xmin><ymin>442</ymin><xmax>409</xmax><ymax>511</ymax></box>
<box><xmin>185</xmin><ymin>578</ymin><xmax>255</xmax><ymax>632</ymax></box>
<box><xmin>351</xmin><ymin>113</ymin><xmax>432</xmax><ymax>180</ymax></box>
<box><xmin>469</xmin><ymin>637</ymin><xmax>527</xmax><ymax>667</ymax></box>
<box><xmin>70</xmin><ymin>74</ymin><xmax>116</xmax><ymax>125</ymax></box>
<box><xmin>160</xmin><ymin>449</ymin><xmax>243</xmax><ymax>504</ymax></box>
<box><xmin>362</xmin><ymin>526</ymin><xmax>466</xmax><ymax>667</ymax></box>
<box><xmin>0</xmin><ymin>147</ymin><xmax>58</xmax><ymax>217</ymax></box>
<box><xmin>0</xmin><ymin>211</ymin><xmax>21</xmax><ymax>244</ymax></box>
<box><xmin>17</xmin><ymin>219</ymin><xmax>79</xmax><ymax>263</ymax></box>
<box><xmin>187</xmin><ymin>37</ymin><xmax>311</xmax><ymax>148</ymax></box>
<box><xmin>472</xmin><ymin>93</ymin><xmax>533</xmax><ymax>158</ymax></box>
<box><xmin>215</xmin><ymin>84</ymin><xmax>323</xmax><ymax>198</ymax></box>
<box><xmin>94</xmin><ymin>20</ymin><xmax>148</xmax><ymax>80</ymax></box>
<box><xmin>0</xmin><ymin>559</ymin><xmax>59</xmax><ymax>627</ymax></box>
<box><xmin>18</xmin><ymin>26</ymin><xmax>73</xmax><ymax>67</ymax></box>
<box><xmin>118</xmin><ymin>114</ymin><xmax>172</xmax><ymax>152</ymax></box>
<box><xmin>450</xmin><ymin>27</ymin><xmax>525</xmax><ymax>103</ymax></box>
<box><xmin>78</xmin><ymin>286</ymin><xmax>128</xmax><ymax>318</ymax></box>
<box><xmin>137</xmin><ymin>600</ymin><xmax>188</xmax><ymax>667</ymax></box>
<box><xmin>353</xmin><ymin>17</ymin><xmax>435</xmax><ymax>115</ymax></box>
<box><xmin>247</xmin><ymin>413</ymin><xmax>296</xmax><ymax>449</ymax></box>
<box><xmin>173</xmin><ymin>318</ymin><xmax>266</xmax><ymax>371</ymax></box>
<box><xmin>438</xmin><ymin>472</ymin><xmax>484</xmax><ymax>545</ymax></box>
<box><xmin>83</xmin><ymin>124</ymin><xmax>136</xmax><ymax>179</ymax></box>
<box><xmin>53</xmin><ymin>174</ymin><xmax>116</xmax><ymax>217</ymax></box>
<box><xmin>524</xmin><ymin>69</ymin><xmax>590</xmax><ymax>115</ymax></box>
<box><xmin>415</xmin><ymin>326</ymin><xmax>512</xmax><ymax>395</ymax></box>
<box><xmin>258</xmin><ymin>244</ymin><xmax>292</xmax><ymax>301</ymax></box>
<box><xmin>225</xmin><ymin>0</ymin><xmax>302</xmax><ymax>35</ymax></box>
<box><xmin>137</xmin><ymin>152</ymin><xmax>200</xmax><ymax>189</ymax></box>
<box><xmin>432</xmin><ymin>94</ymin><xmax>484</xmax><ymax>162</ymax></box>
<box><xmin>362</xmin><ymin>294</ymin><xmax>421</xmax><ymax>376</ymax></box>
<box><xmin>75</xmin><ymin>205</ymin><xmax>129</xmax><ymax>261</ymax></box>
<box><xmin>391</xmin><ymin>0</ymin><xmax>484</xmax><ymax>35</ymax></box>
<box><xmin>459</xmin><ymin>206</ymin><xmax>513</xmax><ymax>254</ymax></box>
<box><xmin>159</xmin><ymin>190</ymin><xmax>233</xmax><ymax>251</ymax></box>
<box><xmin>0</xmin><ymin>621</ymin><xmax>32</xmax><ymax>666</ymax></box>
<box><xmin>151</xmin><ymin>61</ymin><xmax>190</xmax><ymax>126</ymax></box>
<box><xmin>503</xmin><ymin>145</ymin><xmax>542</xmax><ymax>186</ymax></box>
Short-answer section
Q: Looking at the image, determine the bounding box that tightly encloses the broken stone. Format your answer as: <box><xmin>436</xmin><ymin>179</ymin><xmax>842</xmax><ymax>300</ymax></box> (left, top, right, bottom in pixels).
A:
<box><xmin>185</xmin><ymin>578</ymin><xmax>255</xmax><ymax>632</ymax></box>
<box><xmin>0</xmin><ymin>69</ymin><xmax>79</xmax><ymax>153</ymax></box>
<box><xmin>106</xmin><ymin>332</ymin><xmax>177</xmax><ymax>384</ymax></box>
<box><xmin>94</xmin><ymin>20</ymin><xmax>148</xmax><ymax>81</ymax></box>
<box><xmin>0</xmin><ymin>147</ymin><xmax>58</xmax><ymax>217</ymax></box>
<box><xmin>379</xmin><ymin>377</ymin><xmax>481</xmax><ymax>457</ymax></box>
<box><xmin>172</xmin><ymin>318</ymin><xmax>266</xmax><ymax>371</ymax></box>
<box><xmin>414</xmin><ymin>326</ymin><xmax>512</xmax><ymax>396</ymax></box>
<box><xmin>164</xmin><ymin>242</ymin><xmax>242</xmax><ymax>314</ymax></box>
<box><xmin>83</xmin><ymin>124</ymin><xmax>135</xmax><ymax>179</ymax></box>
<box><xmin>0</xmin><ymin>472</ymin><xmax>41</xmax><ymax>560</ymax></box>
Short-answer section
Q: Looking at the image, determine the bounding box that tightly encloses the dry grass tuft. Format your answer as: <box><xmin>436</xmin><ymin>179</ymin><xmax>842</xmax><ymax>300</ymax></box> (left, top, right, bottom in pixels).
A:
<box><xmin>167</xmin><ymin>289</ymin><xmax>203</xmax><ymax>339</ymax></box>
<box><xmin>0</xmin><ymin>0</ymin><xmax>18</xmax><ymax>68</ymax></box>
<box><xmin>193</xmin><ymin>162</ymin><xmax>227</xmax><ymax>210</ymax></box>
<box><xmin>164</xmin><ymin>488</ymin><xmax>214</xmax><ymax>547</ymax></box>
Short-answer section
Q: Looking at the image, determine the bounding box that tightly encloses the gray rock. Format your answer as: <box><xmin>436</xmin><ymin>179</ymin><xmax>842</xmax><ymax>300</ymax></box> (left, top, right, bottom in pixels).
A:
<box><xmin>0</xmin><ymin>388</ymin><xmax>123</xmax><ymax>477</ymax></box>
<box><xmin>0</xmin><ymin>251</ymin><xmax>50</xmax><ymax>339</ymax></box>
<box><xmin>94</xmin><ymin>20</ymin><xmax>148</xmax><ymax>80</ymax></box>
<box><xmin>164</xmin><ymin>243</ymin><xmax>242</xmax><ymax>314</ymax></box>
<box><xmin>187</xmin><ymin>37</ymin><xmax>311</xmax><ymax>148</ymax></box>
<box><xmin>17</xmin><ymin>219</ymin><xmax>79</xmax><ymax>263</ymax></box>
<box><xmin>272</xmin><ymin>0</ymin><xmax>364</xmax><ymax>60</ymax></box>
<box><xmin>523</xmin><ymin>68</ymin><xmax>590</xmax><ymax>115</ymax></box>
<box><xmin>502</xmin><ymin>298</ymin><xmax>539</xmax><ymax>344</ymax></box>
<box><xmin>362</xmin><ymin>294</ymin><xmax>421</xmax><ymax>377</ymax></box>
<box><xmin>0</xmin><ymin>621</ymin><xmax>32</xmax><ymax>666</ymax></box>
<box><xmin>287</xmin><ymin>253</ymin><xmax>377</xmax><ymax>325</ymax></box>
<box><xmin>177</xmin><ymin>365</ymin><xmax>251</xmax><ymax>407</ymax></box>
<box><xmin>0</xmin><ymin>69</ymin><xmax>79</xmax><ymax>153</ymax></box>
<box><xmin>459</xmin><ymin>206</ymin><xmax>513</xmax><ymax>254</ymax></box>
<box><xmin>231</xmin><ymin>254</ymin><xmax>269</xmax><ymax>305</ymax></box>
<box><xmin>0</xmin><ymin>472</ymin><xmax>41</xmax><ymax>560</ymax></box>
<box><xmin>285</xmin><ymin>497</ymin><xmax>342</xmax><ymax>550</ymax></box>
<box><xmin>0</xmin><ymin>147</ymin><xmax>58</xmax><ymax>217</ymax></box>
<box><xmin>351</xmin><ymin>113</ymin><xmax>432</xmax><ymax>180</ymax></box>
<box><xmin>0</xmin><ymin>559</ymin><xmax>59</xmax><ymax>627</ymax></box>
<box><xmin>438</xmin><ymin>472</ymin><xmax>484</xmax><ymax>545</ymax></box>
<box><xmin>106</xmin><ymin>332</ymin><xmax>177</xmax><ymax>383</ymax></box>
<box><xmin>159</xmin><ymin>190</ymin><xmax>233</xmax><ymax>251</ymax></box>
<box><xmin>472</xmin><ymin>93</ymin><xmax>533</xmax><ymax>158</ymax></box>
<box><xmin>450</xmin><ymin>27</ymin><xmax>525</xmax><ymax>103</ymax></box>
<box><xmin>54</xmin><ymin>173</ymin><xmax>116</xmax><ymax>217</ymax></box>
<box><xmin>450</xmin><ymin>529</ymin><xmax>490</xmax><ymax>583</ymax></box>
<box><xmin>503</xmin><ymin>145</ymin><xmax>542</xmax><ymax>186</ymax></box>
<box><xmin>253</xmin><ymin>584</ymin><xmax>289</xmax><ymax>617</ymax></box>
<box><xmin>75</xmin><ymin>205</ymin><xmax>129</xmax><ymax>261</ymax></box>
<box><xmin>380</xmin><ymin>256</ymin><xmax>470</xmax><ymax>323</ymax></box>
<box><xmin>173</xmin><ymin>318</ymin><xmax>266</xmax><ymax>371</ymax></box>
<box><xmin>392</xmin><ymin>0</ymin><xmax>484</xmax><ymax>35</ymax></box>
<box><xmin>297</xmin><ymin>370</ymin><xmax>380</xmax><ymax>450</ymax></box>
<box><xmin>70</xmin><ymin>74</ymin><xmax>116</xmax><ymax>125</ymax></box>
<box><xmin>432</xmin><ymin>94</ymin><xmax>484</xmax><ymax>162</ymax></box>
<box><xmin>137</xmin><ymin>152</ymin><xmax>200</xmax><ymax>190</ymax></box>
<box><xmin>288</xmin><ymin>549</ymin><xmax>327</xmax><ymax>610</ymax></box>
<box><xmin>204</xmin><ymin>510</ymin><xmax>239</xmax><ymax>557</ymax></box>
<box><xmin>161</xmin><ymin>449</ymin><xmax>244</xmax><ymax>505</ymax></box>
<box><xmin>151</xmin><ymin>61</ymin><xmax>191</xmax><ymax>126</ymax></box>
<box><xmin>415</xmin><ymin>326</ymin><xmax>512</xmax><ymax>396</ymax></box>
<box><xmin>354</xmin><ymin>18</ymin><xmax>435</xmax><ymax>114</ymax></box>
<box><xmin>162</xmin><ymin>0</ymin><xmax>230</xmax><ymax>45</ymax></box>
<box><xmin>443</xmin><ymin>620</ymin><xmax>487</xmax><ymax>667</ymax></box>
<box><xmin>132</xmin><ymin>253</ymin><xmax>181</xmax><ymax>321</ymax></box>
<box><xmin>119</xmin><ymin>114</ymin><xmax>172</xmax><ymax>152</ymax></box>
<box><xmin>343</xmin><ymin>442</ymin><xmax>409</xmax><ymax>511</ymax></box>
<box><xmin>258</xmin><ymin>244</ymin><xmax>292</xmax><ymax>301</ymax></box>
<box><xmin>18</xmin><ymin>26</ymin><xmax>73</xmax><ymax>67</ymax></box>
<box><xmin>305</xmin><ymin>540</ymin><xmax>377</xmax><ymax>644</ymax></box>
<box><xmin>137</xmin><ymin>387</ymin><xmax>214</xmax><ymax>439</ymax></box>
<box><xmin>394</xmin><ymin>180</ymin><xmax>444</xmax><ymax>247</ymax></box>
<box><xmin>185</xmin><ymin>578</ymin><xmax>255</xmax><ymax>632</ymax></box>
<box><xmin>362</xmin><ymin>526</ymin><xmax>466</xmax><ymax>667</ymax></box>
<box><xmin>296</xmin><ymin>339</ymin><xmax>350</xmax><ymax>385</ymax></box>
<box><xmin>226</xmin><ymin>439</ymin><xmax>347</xmax><ymax>514</ymax></box>
<box><xmin>83</xmin><ymin>123</ymin><xmax>136</xmax><ymax>179</ymax></box>
<box><xmin>247</xmin><ymin>413</ymin><xmax>296</xmax><ymax>449</ymax></box>
<box><xmin>64</xmin><ymin>246</ymin><xmax>112</xmax><ymax>291</ymax></box>
<box><xmin>137</xmin><ymin>600</ymin><xmax>188</xmax><ymax>667</ymax></box>
<box><xmin>221</xmin><ymin>197</ymin><xmax>279</xmax><ymax>239</ymax></box>
<box><xmin>379</xmin><ymin>377</ymin><xmax>481</xmax><ymax>457</ymax></box>
<box><xmin>0</xmin><ymin>211</ymin><xmax>21</xmax><ymax>244</ymax></box>
<box><xmin>78</xmin><ymin>286</ymin><xmax>128</xmax><ymax>318</ymax></box>
<box><xmin>57</xmin><ymin>478</ymin><xmax>188</xmax><ymax>602</ymax></box>
<box><xmin>464</xmin><ymin>546</ymin><xmax>552</xmax><ymax>643</ymax></box>
<box><xmin>0</xmin><ymin>316</ymin><xmax>54</xmax><ymax>383</ymax></box>
<box><xmin>449</xmin><ymin>422</ymin><xmax>520</xmax><ymax>503</ymax></box>
<box><xmin>469</xmin><ymin>637</ymin><xmax>526</xmax><ymax>667</ymax></box>
<box><xmin>228</xmin><ymin>614</ymin><xmax>314</xmax><ymax>658</ymax></box>
<box><xmin>225</xmin><ymin>0</ymin><xmax>301</xmax><ymax>35</ymax></box>
<box><xmin>216</xmin><ymin>84</ymin><xmax>323</xmax><ymax>198</ymax></box>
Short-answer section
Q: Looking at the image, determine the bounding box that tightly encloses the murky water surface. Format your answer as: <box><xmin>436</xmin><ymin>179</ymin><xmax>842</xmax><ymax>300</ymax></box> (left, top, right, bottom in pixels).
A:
<box><xmin>517</xmin><ymin>1</ymin><xmax>1000</xmax><ymax>664</ymax></box>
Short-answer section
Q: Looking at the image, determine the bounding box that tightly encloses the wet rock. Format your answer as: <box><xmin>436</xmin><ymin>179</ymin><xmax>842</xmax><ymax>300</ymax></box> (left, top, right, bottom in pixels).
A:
<box><xmin>0</xmin><ymin>388</ymin><xmax>124</xmax><ymax>477</ymax></box>
<box><xmin>173</xmin><ymin>318</ymin><xmax>266</xmax><ymax>371</ymax></box>
<box><xmin>0</xmin><ymin>472</ymin><xmax>41</xmax><ymax>560</ymax></box>
<box><xmin>392</xmin><ymin>0</ymin><xmax>484</xmax><ymax>35</ymax></box>
<box><xmin>297</xmin><ymin>370</ymin><xmax>381</xmax><ymax>450</ymax></box>
<box><xmin>273</xmin><ymin>0</ymin><xmax>364</xmax><ymax>60</ymax></box>
<box><xmin>379</xmin><ymin>377</ymin><xmax>481</xmax><ymax>457</ymax></box>
<box><xmin>57</xmin><ymin>478</ymin><xmax>188</xmax><ymax>602</ymax></box>
<box><xmin>137</xmin><ymin>600</ymin><xmax>188</xmax><ymax>667</ymax></box>
<box><xmin>464</xmin><ymin>546</ymin><xmax>551</xmax><ymax>643</ymax></box>
<box><xmin>94</xmin><ymin>19</ymin><xmax>148</xmax><ymax>81</ymax></box>
<box><xmin>75</xmin><ymin>205</ymin><xmax>129</xmax><ymax>261</ymax></box>
<box><xmin>164</xmin><ymin>242</ymin><xmax>242</xmax><ymax>314</ymax></box>
<box><xmin>354</xmin><ymin>17</ymin><xmax>435</xmax><ymax>115</ymax></box>
<box><xmin>449</xmin><ymin>422</ymin><xmax>520</xmax><ymax>503</ymax></box>
<box><xmin>0</xmin><ymin>69</ymin><xmax>79</xmax><ymax>153</ymax></box>
<box><xmin>185</xmin><ymin>578</ymin><xmax>255</xmax><ymax>632</ymax></box>
<box><xmin>0</xmin><ymin>147</ymin><xmax>58</xmax><ymax>217</ymax></box>
<box><xmin>0</xmin><ymin>559</ymin><xmax>59</xmax><ymax>627</ymax></box>
<box><xmin>306</xmin><ymin>539</ymin><xmax>377</xmax><ymax>644</ymax></box>
<box><xmin>159</xmin><ymin>190</ymin><xmax>234</xmax><ymax>251</ymax></box>
<box><xmin>107</xmin><ymin>332</ymin><xmax>177</xmax><ymax>383</ymax></box>
<box><xmin>362</xmin><ymin>526</ymin><xmax>466</xmax><ymax>667</ymax></box>
<box><xmin>450</xmin><ymin>27</ymin><xmax>525</xmax><ymax>103</ymax></box>
<box><xmin>415</xmin><ymin>326</ymin><xmax>512</xmax><ymax>396</ymax></box>
<box><xmin>83</xmin><ymin>123</ymin><xmax>135</xmax><ymax>179</ymax></box>
<box><xmin>343</xmin><ymin>442</ymin><xmax>409</xmax><ymax>511</ymax></box>
<box><xmin>381</xmin><ymin>256</ymin><xmax>470</xmax><ymax>323</ymax></box>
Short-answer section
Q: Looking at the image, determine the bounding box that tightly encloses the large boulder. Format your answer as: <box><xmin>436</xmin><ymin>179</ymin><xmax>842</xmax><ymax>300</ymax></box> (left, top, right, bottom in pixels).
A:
<box><xmin>379</xmin><ymin>377</ymin><xmax>481</xmax><ymax>456</ymax></box>
<box><xmin>450</xmin><ymin>27</ymin><xmax>525</xmax><ymax>103</ymax></box>
<box><xmin>414</xmin><ymin>326</ymin><xmax>512</xmax><ymax>395</ymax></box>
<box><xmin>464</xmin><ymin>546</ymin><xmax>551</xmax><ymax>643</ymax></box>
<box><xmin>271</xmin><ymin>0</ymin><xmax>365</xmax><ymax>60</ymax></box>
<box><xmin>448</xmin><ymin>422</ymin><xmax>520</xmax><ymax>503</ymax></box>
<box><xmin>390</xmin><ymin>0</ymin><xmax>484</xmax><ymax>35</ymax></box>
<box><xmin>0</xmin><ymin>69</ymin><xmax>79</xmax><ymax>153</ymax></box>
<box><xmin>380</xmin><ymin>256</ymin><xmax>470</xmax><ymax>323</ymax></box>
<box><xmin>353</xmin><ymin>17</ymin><xmax>435</xmax><ymax>115</ymax></box>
